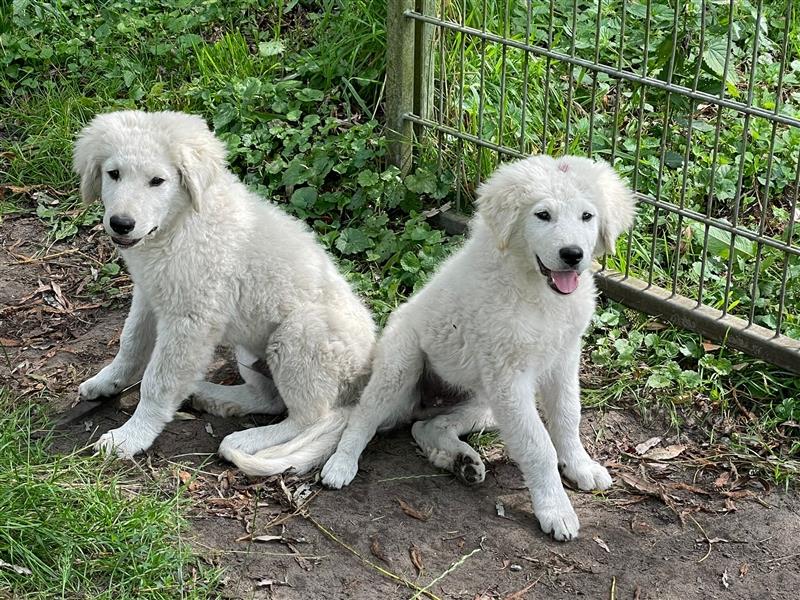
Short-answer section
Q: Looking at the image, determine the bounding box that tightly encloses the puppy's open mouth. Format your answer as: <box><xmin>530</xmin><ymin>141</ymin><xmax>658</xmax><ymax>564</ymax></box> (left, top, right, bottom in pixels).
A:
<box><xmin>111</xmin><ymin>236</ymin><xmax>141</xmax><ymax>248</ymax></box>
<box><xmin>110</xmin><ymin>226</ymin><xmax>158</xmax><ymax>249</ymax></box>
<box><xmin>536</xmin><ymin>256</ymin><xmax>579</xmax><ymax>295</ymax></box>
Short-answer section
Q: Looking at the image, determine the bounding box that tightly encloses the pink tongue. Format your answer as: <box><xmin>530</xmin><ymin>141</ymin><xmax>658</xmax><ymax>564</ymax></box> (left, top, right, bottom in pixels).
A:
<box><xmin>551</xmin><ymin>270</ymin><xmax>579</xmax><ymax>294</ymax></box>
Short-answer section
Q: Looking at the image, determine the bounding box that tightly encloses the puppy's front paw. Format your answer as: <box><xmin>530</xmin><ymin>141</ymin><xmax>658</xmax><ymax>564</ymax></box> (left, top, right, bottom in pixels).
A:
<box><xmin>79</xmin><ymin>369</ymin><xmax>124</xmax><ymax>401</ymax></box>
<box><xmin>535</xmin><ymin>501</ymin><xmax>580</xmax><ymax>541</ymax></box>
<box><xmin>320</xmin><ymin>451</ymin><xmax>358</xmax><ymax>489</ymax></box>
<box><xmin>94</xmin><ymin>424</ymin><xmax>154</xmax><ymax>459</ymax></box>
<box><xmin>561</xmin><ymin>459</ymin><xmax>612</xmax><ymax>491</ymax></box>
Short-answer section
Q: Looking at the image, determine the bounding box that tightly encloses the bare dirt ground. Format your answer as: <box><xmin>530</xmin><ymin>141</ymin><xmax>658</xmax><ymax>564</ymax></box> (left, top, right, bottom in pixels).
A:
<box><xmin>2</xmin><ymin>215</ymin><xmax>799</xmax><ymax>599</ymax></box>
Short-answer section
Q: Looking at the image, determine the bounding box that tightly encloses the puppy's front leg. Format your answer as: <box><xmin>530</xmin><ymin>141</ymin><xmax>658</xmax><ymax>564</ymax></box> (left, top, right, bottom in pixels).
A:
<box><xmin>487</xmin><ymin>368</ymin><xmax>580</xmax><ymax>541</ymax></box>
<box><xmin>95</xmin><ymin>317</ymin><xmax>219</xmax><ymax>458</ymax></box>
<box><xmin>538</xmin><ymin>343</ymin><xmax>612</xmax><ymax>492</ymax></box>
<box><xmin>79</xmin><ymin>287</ymin><xmax>155</xmax><ymax>400</ymax></box>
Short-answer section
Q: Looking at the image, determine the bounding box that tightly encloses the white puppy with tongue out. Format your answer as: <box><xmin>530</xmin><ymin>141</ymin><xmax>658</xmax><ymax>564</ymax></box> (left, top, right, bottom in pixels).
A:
<box><xmin>321</xmin><ymin>154</ymin><xmax>636</xmax><ymax>542</ymax></box>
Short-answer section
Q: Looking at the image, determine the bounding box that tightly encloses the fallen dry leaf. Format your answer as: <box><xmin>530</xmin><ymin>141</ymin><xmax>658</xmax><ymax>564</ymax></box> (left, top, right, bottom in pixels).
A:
<box><xmin>643</xmin><ymin>444</ymin><xmax>686</xmax><ymax>461</ymax></box>
<box><xmin>0</xmin><ymin>337</ymin><xmax>21</xmax><ymax>347</ymax></box>
<box><xmin>593</xmin><ymin>535</ymin><xmax>611</xmax><ymax>553</ymax></box>
<box><xmin>739</xmin><ymin>562</ymin><xmax>749</xmax><ymax>578</ymax></box>
<box><xmin>618</xmin><ymin>472</ymin><xmax>662</xmax><ymax>496</ymax></box>
<box><xmin>397</xmin><ymin>498</ymin><xmax>432</xmax><ymax>521</ymax></box>
<box><xmin>370</xmin><ymin>537</ymin><xmax>391</xmax><ymax>565</ymax></box>
<box><xmin>174</xmin><ymin>411</ymin><xmax>198</xmax><ymax>420</ymax></box>
<box><xmin>713</xmin><ymin>471</ymin><xmax>731</xmax><ymax>489</ymax></box>
<box><xmin>409</xmin><ymin>543</ymin><xmax>424</xmax><ymax>575</ymax></box>
<box><xmin>251</xmin><ymin>535</ymin><xmax>285</xmax><ymax>543</ymax></box>
<box><xmin>702</xmin><ymin>341</ymin><xmax>721</xmax><ymax>352</ymax></box>
<box><xmin>635</xmin><ymin>436</ymin><xmax>662</xmax><ymax>455</ymax></box>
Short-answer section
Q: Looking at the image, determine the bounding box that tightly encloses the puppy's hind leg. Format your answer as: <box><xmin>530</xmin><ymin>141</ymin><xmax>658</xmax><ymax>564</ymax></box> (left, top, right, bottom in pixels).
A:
<box><xmin>321</xmin><ymin>326</ymin><xmax>424</xmax><ymax>489</ymax></box>
<box><xmin>219</xmin><ymin>309</ymin><xmax>350</xmax><ymax>465</ymax></box>
<box><xmin>411</xmin><ymin>398</ymin><xmax>494</xmax><ymax>486</ymax></box>
<box><xmin>192</xmin><ymin>347</ymin><xmax>285</xmax><ymax>417</ymax></box>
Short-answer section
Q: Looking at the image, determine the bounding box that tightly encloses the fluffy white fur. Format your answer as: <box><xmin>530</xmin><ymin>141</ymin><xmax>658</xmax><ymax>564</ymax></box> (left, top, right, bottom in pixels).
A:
<box><xmin>73</xmin><ymin>110</ymin><xmax>375</xmax><ymax>475</ymax></box>
<box><xmin>321</xmin><ymin>155</ymin><xmax>636</xmax><ymax>541</ymax></box>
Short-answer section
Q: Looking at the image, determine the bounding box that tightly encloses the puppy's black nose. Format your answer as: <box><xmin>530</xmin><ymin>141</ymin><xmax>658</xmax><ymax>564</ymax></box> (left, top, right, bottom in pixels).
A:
<box><xmin>559</xmin><ymin>245</ymin><xmax>583</xmax><ymax>266</ymax></box>
<box><xmin>109</xmin><ymin>214</ymin><xmax>135</xmax><ymax>235</ymax></box>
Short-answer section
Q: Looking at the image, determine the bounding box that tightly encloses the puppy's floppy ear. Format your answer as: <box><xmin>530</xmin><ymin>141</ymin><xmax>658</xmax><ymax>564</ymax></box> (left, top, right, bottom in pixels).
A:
<box><xmin>171</xmin><ymin>114</ymin><xmax>227</xmax><ymax>213</ymax></box>
<box><xmin>475</xmin><ymin>167</ymin><xmax>522</xmax><ymax>252</ymax></box>
<box><xmin>73</xmin><ymin>116</ymin><xmax>108</xmax><ymax>204</ymax></box>
<box><xmin>591</xmin><ymin>159</ymin><xmax>637</xmax><ymax>257</ymax></box>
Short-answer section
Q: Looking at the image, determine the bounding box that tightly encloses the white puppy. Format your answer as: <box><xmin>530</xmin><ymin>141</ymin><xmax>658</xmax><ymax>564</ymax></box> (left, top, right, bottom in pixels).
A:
<box><xmin>73</xmin><ymin>110</ymin><xmax>375</xmax><ymax>475</ymax></box>
<box><xmin>321</xmin><ymin>155</ymin><xmax>636</xmax><ymax>541</ymax></box>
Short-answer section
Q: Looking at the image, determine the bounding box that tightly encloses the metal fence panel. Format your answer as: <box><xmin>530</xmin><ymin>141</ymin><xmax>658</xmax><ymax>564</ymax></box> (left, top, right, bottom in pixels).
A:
<box><xmin>388</xmin><ymin>0</ymin><xmax>800</xmax><ymax>373</ymax></box>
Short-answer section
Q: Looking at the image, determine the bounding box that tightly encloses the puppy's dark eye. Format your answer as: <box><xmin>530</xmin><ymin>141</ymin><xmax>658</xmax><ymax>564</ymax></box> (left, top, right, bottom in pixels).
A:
<box><xmin>107</xmin><ymin>169</ymin><xmax>119</xmax><ymax>181</ymax></box>
<box><xmin>535</xmin><ymin>211</ymin><xmax>551</xmax><ymax>222</ymax></box>
<box><xmin>582</xmin><ymin>212</ymin><xmax>594</xmax><ymax>222</ymax></box>
<box><xmin>149</xmin><ymin>177</ymin><xmax>165</xmax><ymax>187</ymax></box>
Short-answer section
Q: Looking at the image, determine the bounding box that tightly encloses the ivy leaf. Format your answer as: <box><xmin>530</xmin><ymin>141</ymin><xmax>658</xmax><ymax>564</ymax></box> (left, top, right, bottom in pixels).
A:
<box><xmin>646</xmin><ymin>372</ymin><xmax>673</xmax><ymax>388</ymax></box>
<box><xmin>335</xmin><ymin>228</ymin><xmax>373</xmax><ymax>255</ymax></box>
<box><xmin>290</xmin><ymin>186</ymin><xmax>317</xmax><ymax>208</ymax></box>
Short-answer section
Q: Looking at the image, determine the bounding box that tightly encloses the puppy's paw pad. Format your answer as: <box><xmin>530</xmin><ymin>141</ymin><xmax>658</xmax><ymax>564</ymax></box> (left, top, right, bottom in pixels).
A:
<box><xmin>562</xmin><ymin>459</ymin><xmax>612</xmax><ymax>491</ymax></box>
<box><xmin>321</xmin><ymin>452</ymin><xmax>358</xmax><ymax>489</ymax></box>
<box><xmin>454</xmin><ymin>452</ymin><xmax>485</xmax><ymax>486</ymax></box>
<box><xmin>536</xmin><ymin>504</ymin><xmax>580</xmax><ymax>542</ymax></box>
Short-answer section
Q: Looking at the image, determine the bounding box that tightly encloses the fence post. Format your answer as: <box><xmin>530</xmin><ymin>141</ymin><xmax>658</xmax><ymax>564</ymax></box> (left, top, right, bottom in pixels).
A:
<box><xmin>414</xmin><ymin>0</ymin><xmax>435</xmax><ymax>125</ymax></box>
<box><xmin>386</xmin><ymin>0</ymin><xmax>415</xmax><ymax>174</ymax></box>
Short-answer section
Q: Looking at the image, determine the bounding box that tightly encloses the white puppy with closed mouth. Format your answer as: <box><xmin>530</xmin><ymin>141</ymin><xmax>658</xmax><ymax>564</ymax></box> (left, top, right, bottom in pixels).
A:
<box><xmin>321</xmin><ymin>155</ymin><xmax>636</xmax><ymax>541</ymax></box>
<box><xmin>73</xmin><ymin>110</ymin><xmax>375</xmax><ymax>475</ymax></box>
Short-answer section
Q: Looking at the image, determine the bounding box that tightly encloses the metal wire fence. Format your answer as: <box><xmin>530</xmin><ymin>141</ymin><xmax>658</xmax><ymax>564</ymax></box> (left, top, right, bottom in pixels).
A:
<box><xmin>386</xmin><ymin>0</ymin><xmax>800</xmax><ymax>373</ymax></box>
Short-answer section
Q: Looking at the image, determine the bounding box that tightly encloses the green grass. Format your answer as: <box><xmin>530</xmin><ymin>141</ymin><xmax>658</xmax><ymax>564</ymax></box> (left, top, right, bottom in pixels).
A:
<box><xmin>0</xmin><ymin>391</ymin><xmax>220</xmax><ymax>599</ymax></box>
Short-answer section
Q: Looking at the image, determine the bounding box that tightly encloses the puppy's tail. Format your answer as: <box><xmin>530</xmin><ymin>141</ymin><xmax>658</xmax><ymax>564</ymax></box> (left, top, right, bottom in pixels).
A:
<box><xmin>223</xmin><ymin>409</ymin><xmax>350</xmax><ymax>477</ymax></box>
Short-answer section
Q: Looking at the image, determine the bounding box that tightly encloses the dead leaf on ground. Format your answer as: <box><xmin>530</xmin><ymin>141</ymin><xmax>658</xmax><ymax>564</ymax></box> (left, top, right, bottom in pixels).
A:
<box><xmin>370</xmin><ymin>537</ymin><xmax>391</xmax><ymax>565</ymax></box>
<box><xmin>0</xmin><ymin>559</ymin><xmax>32</xmax><ymax>576</ymax></box>
<box><xmin>739</xmin><ymin>562</ymin><xmax>749</xmax><ymax>578</ymax></box>
<box><xmin>643</xmin><ymin>444</ymin><xmax>686</xmax><ymax>461</ymax></box>
<box><xmin>714</xmin><ymin>471</ymin><xmax>731</xmax><ymax>489</ymax></box>
<box><xmin>174</xmin><ymin>411</ymin><xmax>198</xmax><ymax>420</ymax></box>
<box><xmin>397</xmin><ymin>497</ymin><xmax>432</xmax><ymax>521</ymax></box>
<box><xmin>0</xmin><ymin>337</ymin><xmax>21</xmax><ymax>347</ymax></box>
<box><xmin>409</xmin><ymin>543</ymin><xmax>424</xmax><ymax>575</ymax></box>
<box><xmin>618</xmin><ymin>472</ymin><xmax>662</xmax><ymax>496</ymax></box>
<box><xmin>635</xmin><ymin>437</ymin><xmax>662</xmax><ymax>455</ymax></box>
<box><xmin>593</xmin><ymin>535</ymin><xmax>611</xmax><ymax>553</ymax></box>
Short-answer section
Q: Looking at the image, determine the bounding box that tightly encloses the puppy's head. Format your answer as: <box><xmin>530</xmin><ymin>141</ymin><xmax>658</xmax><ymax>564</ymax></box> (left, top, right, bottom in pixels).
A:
<box><xmin>73</xmin><ymin>110</ymin><xmax>226</xmax><ymax>250</ymax></box>
<box><xmin>476</xmin><ymin>155</ymin><xmax>636</xmax><ymax>295</ymax></box>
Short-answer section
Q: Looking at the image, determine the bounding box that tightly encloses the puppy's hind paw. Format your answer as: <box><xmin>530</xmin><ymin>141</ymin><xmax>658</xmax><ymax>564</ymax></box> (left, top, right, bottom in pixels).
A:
<box><xmin>320</xmin><ymin>451</ymin><xmax>358</xmax><ymax>489</ymax></box>
<box><xmin>454</xmin><ymin>452</ymin><xmax>485</xmax><ymax>486</ymax></box>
